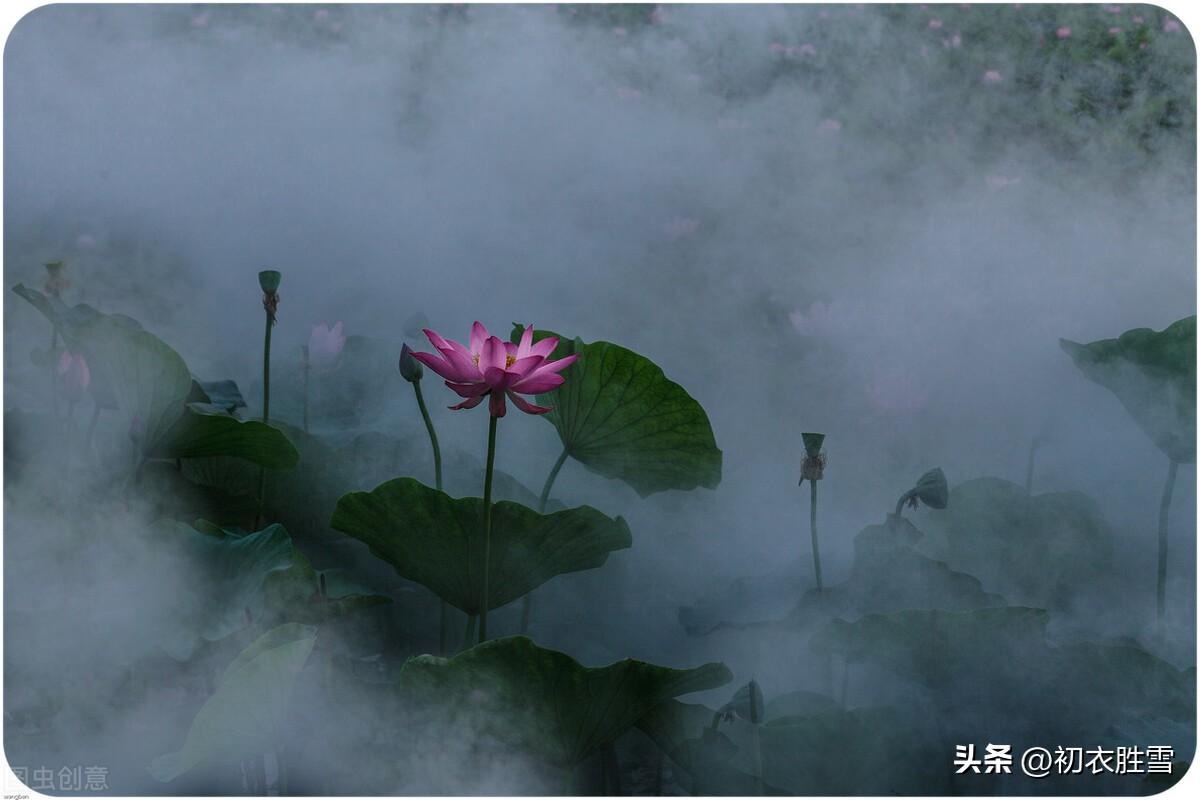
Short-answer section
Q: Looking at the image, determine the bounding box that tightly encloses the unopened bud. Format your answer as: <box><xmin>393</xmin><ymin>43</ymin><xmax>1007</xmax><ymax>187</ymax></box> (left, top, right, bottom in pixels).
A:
<box><xmin>399</xmin><ymin>343</ymin><xmax>423</xmax><ymax>383</ymax></box>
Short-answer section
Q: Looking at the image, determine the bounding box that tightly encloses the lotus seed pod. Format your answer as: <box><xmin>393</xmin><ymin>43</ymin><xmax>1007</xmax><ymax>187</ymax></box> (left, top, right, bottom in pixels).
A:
<box><xmin>258</xmin><ymin>270</ymin><xmax>282</xmax><ymax>294</ymax></box>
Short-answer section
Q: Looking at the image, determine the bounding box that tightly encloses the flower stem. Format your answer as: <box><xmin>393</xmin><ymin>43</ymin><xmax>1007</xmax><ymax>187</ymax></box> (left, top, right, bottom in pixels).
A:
<box><xmin>411</xmin><ymin>379</ymin><xmax>448</xmax><ymax>653</ymax></box>
<box><xmin>893</xmin><ymin>490</ymin><xmax>914</xmax><ymax>518</ymax></box>
<box><xmin>520</xmin><ymin>446</ymin><xmax>569</xmax><ymax>634</ymax></box>
<box><xmin>478</xmin><ymin>415</ymin><xmax>498</xmax><ymax>644</ymax></box>
<box><xmin>809</xmin><ymin>479</ymin><xmax>823</xmax><ymax>592</ymax></box>
<box><xmin>1156</xmin><ymin>458</ymin><xmax>1178</xmax><ymax>630</ymax></box>
<box><xmin>255</xmin><ymin>309</ymin><xmax>273</xmax><ymax>529</ymax></box>
<box><xmin>413</xmin><ymin>382</ymin><xmax>443</xmax><ymax>490</ymax></box>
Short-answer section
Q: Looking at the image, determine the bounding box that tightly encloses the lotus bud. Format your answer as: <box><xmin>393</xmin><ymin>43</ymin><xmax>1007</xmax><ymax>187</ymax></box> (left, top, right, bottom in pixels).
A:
<box><xmin>399</xmin><ymin>343</ymin><xmax>423</xmax><ymax>383</ymax></box>
<box><xmin>799</xmin><ymin>431</ymin><xmax>826</xmax><ymax>484</ymax></box>
<box><xmin>44</xmin><ymin>261</ymin><xmax>70</xmax><ymax>297</ymax></box>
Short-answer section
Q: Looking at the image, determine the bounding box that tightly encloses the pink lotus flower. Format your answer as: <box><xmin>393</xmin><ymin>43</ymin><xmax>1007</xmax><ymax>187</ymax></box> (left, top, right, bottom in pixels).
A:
<box><xmin>1055</xmin><ymin>26</ymin><xmax>1071</xmax><ymax>39</ymax></box>
<box><xmin>1109</xmin><ymin>27</ymin><xmax>1123</xmax><ymax>34</ymax></box>
<box><xmin>1133</xmin><ymin>16</ymin><xmax>1144</xmax><ymax>23</ymax></box>
<box><xmin>982</xmin><ymin>69</ymin><xmax>1003</xmax><ymax>84</ymax></box>
<box><xmin>308</xmin><ymin>321</ymin><xmax>346</xmax><ymax>371</ymax></box>
<box><xmin>928</xmin><ymin>19</ymin><xmax>943</xmax><ymax>29</ymax></box>
<box><xmin>649</xmin><ymin>6</ymin><xmax>665</xmax><ymax>25</ymax></box>
<box><xmin>1164</xmin><ymin>19</ymin><xmax>1181</xmax><ymax>33</ymax></box>
<box><xmin>57</xmin><ymin>351</ymin><xmax>90</xmax><ymax>403</ymax></box>
<box><xmin>411</xmin><ymin>322</ymin><xmax>578</xmax><ymax>417</ymax></box>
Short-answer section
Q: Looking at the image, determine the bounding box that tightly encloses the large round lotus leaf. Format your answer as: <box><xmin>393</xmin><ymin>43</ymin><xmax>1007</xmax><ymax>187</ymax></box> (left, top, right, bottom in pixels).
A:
<box><xmin>810</xmin><ymin>607</ymin><xmax>1050</xmax><ymax>689</ymax></box>
<box><xmin>330</xmin><ymin>477</ymin><xmax>632</xmax><ymax>614</ymax></box>
<box><xmin>398</xmin><ymin>635</ymin><xmax>731</xmax><ymax>767</ymax></box>
<box><xmin>912</xmin><ymin>467</ymin><xmax>948</xmax><ymax>509</ymax></box>
<box><xmin>160</xmin><ymin>404</ymin><xmax>299</xmax><ymax>469</ymax></box>
<box><xmin>1061</xmin><ymin>316</ymin><xmax>1196</xmax><ymax>463</ymax></box>
<box><xmin>508</xmin><ymin>325</ymin><xmax>721</xmax><ymax>497</ymax></box>
<box><xmin>149</xmin><ymin>623</ymin><xmax>316</xmax><ymax>782</ymax></box>
<box><xmin>918</xmin><ymin>477</ymin><xmax>1115</xmax><ymax>611</ymax></box>
<box><xmin>156</xmin><ymin>522</ymin><xmax>298</xmax><ymax>658</ymax></box>
<box><xmin>77</xmin><ymin>315</ymin><xmax>192</xmax><ymax>453</ymax></box>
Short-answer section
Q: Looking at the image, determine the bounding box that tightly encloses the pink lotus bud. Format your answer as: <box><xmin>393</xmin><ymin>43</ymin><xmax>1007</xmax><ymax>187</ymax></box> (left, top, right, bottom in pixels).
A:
<box><xmin>1164</xmin><ymin>19</ymin><xmax>1181</xmax><ymax>33</ymax></box>
<box><xmin>982</xmin><ymin>70</ymin><xmax>1003</xmax><ymax>85</ymax></box>
<box><xmin>57</xmin><ymin>352</ymin><xmax>90</xmax><ymax>403</ymax></box>
<box><xmin>307</xmin><ymin>322</ymin><xmax>346</xmax><ymax>371</ymax></box>
<box><xmin>1055</xmin><ymin>26</ymin><xmax>1071</xmax><ymax>39</ymax></box>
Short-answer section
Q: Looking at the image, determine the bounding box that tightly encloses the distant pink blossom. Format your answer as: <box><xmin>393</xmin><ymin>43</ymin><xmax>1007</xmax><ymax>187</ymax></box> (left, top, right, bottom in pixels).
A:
<box><xmin>1055</xmin><ymin>26</ymin><xmax>1071</xmax><ymax>39</ymax></box>
<box><xmin>615</xmin><ymin>86</ymin><xmax>642</xmax><ymax>101</ymax></box>
<box><xmin>1104</xmin><ymin>4</ymin><xmax>1122</xmax><ymax>12</ymax></box>
<box><xmin>868</xmin><ymin>368</ymin><xmax>929</xmax><ymax>415</ymax></box>
<box><xmin>649</xmin><ymin>6</ymin><xmax>665</xmax><ymax>25</ymax></box>
<box><xmin>613</xmin><ymin>26</ymin><xmax>628</xmax><ymax>37</ymax></box>
<box><xmin>308</xmin><ymin>322</ymin><xmax>346</xmax><ymax>371</ymax></box>
<box><xmin>57</xmin><ymin>352</ymin><xmax>90</xmax><ymax>403</ymax></box>
<box><xmin>1164</xmin><ymin>19</ymin><xmax>1181</xmax><ymax>33</ymax></box>
<box><xmin>928</xmin><ymin>19</ymin><xmax>943</xmax><ymax>29</ymax></box>
<box><xmin>982</xmin><ymin>70</ymin><xmax>1003</xmax><ymax>84</ymax></box>
<box><xmin>944</xmin><ymin>33</ymin><xmax>962</xmax><ymax>48</ymax></box>
<box><xmin>768</xmin><ymin>41</ymin><xmax>788</xmax><ymax>54</ymax></box>
<box><xmin>410</xmin><ymin>323</ymin><xmax>578</xmax><ymax>417</ymax></box>
<box><xmin>664</xmin><ymin>217</ymin><xmax>700</xmax><ymax>240</ymax></box>
<box><xmin>190</xmin><ymin>13</ymin><xmax>209</xmax><ymax>29</ymax></box>
<box><xmin>1109</xmin><ymin>27</ymin><xmax>1123</xmax><ymax>34</ymax></box>
<box><xmin>314</xmin><ymin>9</ymin><xmax>330</xmax><ymax>22</ymax></box>
<box><xmin>819</xmin><ymin>118</ymin><xmax>842</xmax><ymax>132</ymax></box>
<box><xmin>797</xmin><ymin>43</ymin><xmax>817</xmax><ymax>56</ymax></box>
<box><xmin>1133</xmin><ymin>16</ymin><xmax>1144</xmax><ymax>23</ymax></box>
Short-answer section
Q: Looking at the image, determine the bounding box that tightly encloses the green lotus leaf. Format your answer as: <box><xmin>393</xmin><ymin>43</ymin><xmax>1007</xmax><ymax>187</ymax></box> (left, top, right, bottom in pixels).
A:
<box><xmin>509</xmin><ymin>325</ymin><xmax>721</xmax><ymax>498</ymax></box>
<box><xmin>76</xmin><ymin>315</ymin><xmax>192</xmax><ymax>453</ymax></box>
<box><xmin>160</xmin><ymin>404</ymin><xmax>299</xmax><ymax>469</ymax></box>
<box><xmin>398</xmin><ymin>635</ymin><xmax>731</xmax><ymax>767</ymax></box>
<box><xmin>1061</xmin><ymin>316</ymin><xmax>1196</xmax><ymax>463</ymax></box>
<box><xmin>189</xmin><ymin>378</ymin><xmax>247</xmax><ymax>411</ymax></box>
<box><xmin>330</xmin><ymin>477</ymin><xmax>632</xmax><ymax>614</ymax></box>
<box><xmin>722</xmin><ymin>680</ymin><xmax>765</xmax><ymax>723</ymax></box>
<box><xmin>760</xmin><ymin>706</ymin><xmax>946</xmax><ymax>794</ymax></box>
<box><xmin>149</xmin><ymin>623</ymin><xmax>316</xmax><ymax>782</ymax></box>
<box><xmin>918</xmin><ymin>477</ymin><xmax>1116</xmax><ymax>611</ymax></box>
<box><xmin>157</xmin><ymin>522</ymin><xmax>298</xmax><ymax>657</ymax></box>
<box><xmin>261</xmin><ymin>544</ymin><xmax>391</xmax><ymax>625</ymax></box>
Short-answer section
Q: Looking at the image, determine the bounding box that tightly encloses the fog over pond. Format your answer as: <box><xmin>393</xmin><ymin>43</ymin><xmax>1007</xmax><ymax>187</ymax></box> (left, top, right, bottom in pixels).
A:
<box><xmin>4</xmin><ymin>4</ymin><xmax>1196</xmax><ymax>795</ymax></box>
